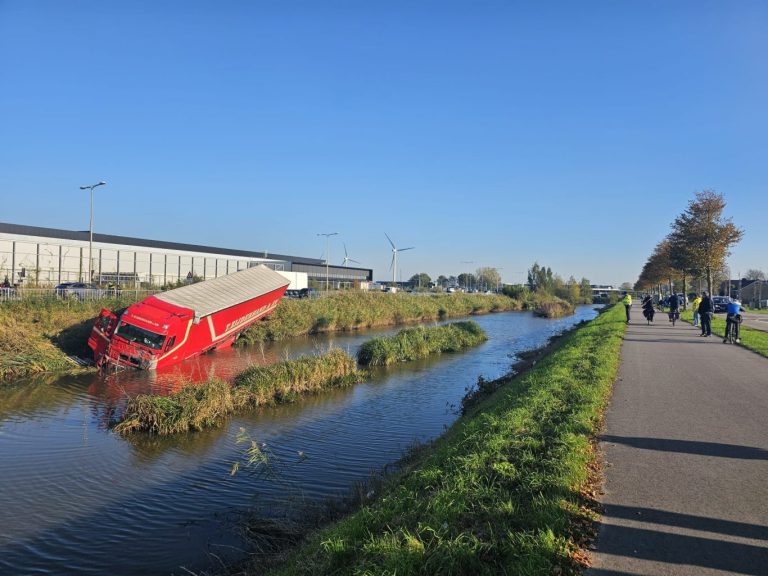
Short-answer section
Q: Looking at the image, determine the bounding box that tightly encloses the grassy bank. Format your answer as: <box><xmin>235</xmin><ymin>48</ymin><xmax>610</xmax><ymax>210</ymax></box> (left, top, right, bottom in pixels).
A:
<box><xmin>357</xmin><ymin>321</ymin><xmax>487</xmax><ymax>367</ymax></box>
<box><xmin>261</xmin><ymin>305</ymin><xmax>625</xmax><ymax>575</ymax></box>
<box><xmin>114</xmin><ymin>349</ymin><xmax>362</xmax><ymax>435</ymax></box>
<box><xmin>237</xmin><ymin>292</ymin><xmax>521</xmax><ymax>345</ymax></box>
<box><xmin>682</xmin><ymin>311</ymin><xmax>768</xmax><ymax>358</ymax></box>
<box><xmin>0</xmin><ymin>292</ymin><xmax>520</xmax><ymax>383</ymax></box>
<box><xmin>0</xmin><ymin>298</ymin><xmax>138</xmax><ymax>382</ymax></box>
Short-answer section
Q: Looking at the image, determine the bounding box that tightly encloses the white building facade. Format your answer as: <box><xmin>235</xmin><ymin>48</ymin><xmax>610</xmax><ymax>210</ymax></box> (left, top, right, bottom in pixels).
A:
<box><xmin>0</xmin><ymin>222</ymin><xmax>371</xmax><ymax>288</ymax></box>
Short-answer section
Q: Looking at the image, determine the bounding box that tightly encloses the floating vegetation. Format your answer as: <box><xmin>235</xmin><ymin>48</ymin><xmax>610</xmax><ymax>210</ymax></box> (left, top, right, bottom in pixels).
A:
<box><xmin>357</xmin><ymin>321</ymin><xmax>487</xmax><ymax>367</ymax></box>
<box><xmin>114</xmin><ymin>349</ymin><xmax>363</xmax><ymax>436</ymax></box>
<box><xmin>532</xmin><ymin>298</ymin><xmax>575</xmax><ymax>318</ymax></box>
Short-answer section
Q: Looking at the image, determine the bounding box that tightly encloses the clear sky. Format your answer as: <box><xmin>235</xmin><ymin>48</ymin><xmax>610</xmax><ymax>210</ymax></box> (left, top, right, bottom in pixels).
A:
<box><xmin>1</xmin><ymin>1</ymin><xmax>766</xmax><ymax>286</ymax></box>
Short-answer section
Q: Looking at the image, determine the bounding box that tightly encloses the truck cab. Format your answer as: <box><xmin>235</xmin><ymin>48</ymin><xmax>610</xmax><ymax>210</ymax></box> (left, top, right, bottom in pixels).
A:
<box><xmin>89</xmin><ymin>299</ymin><xmax>191</xmax><ymax>370</ymax></box>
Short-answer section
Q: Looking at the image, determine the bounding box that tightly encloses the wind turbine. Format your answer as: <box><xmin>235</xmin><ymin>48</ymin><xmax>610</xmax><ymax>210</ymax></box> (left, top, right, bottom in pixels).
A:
<box><xmin>341</xmin><ymin>243</ymin><xmax>360</xmax><ymax>267</ymax></box>
<box><xmin>385</xmin><ymin>233</ymin><xmax>414</xmax><ymax>286</ymax></box>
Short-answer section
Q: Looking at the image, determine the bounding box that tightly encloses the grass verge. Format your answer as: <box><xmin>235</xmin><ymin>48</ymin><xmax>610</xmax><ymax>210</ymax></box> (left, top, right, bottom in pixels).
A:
<box><xmin>261</xmin><ymin>305</ymin><xmax>626</xmax><ymax>576</ymax></box>
<box><xmin>681</xmin><ymin>311</ymin><xmax>768</xmax><ymax>358</ymax></box>
<box><xmin>357</xmin><ymin>321</ymin><xmax>487</xmax><ymax>367</ymax></box>
<box><xmin>114</xmin><ymin>349</ymin><xmax>363</xmax><ymax>435</ymax></box>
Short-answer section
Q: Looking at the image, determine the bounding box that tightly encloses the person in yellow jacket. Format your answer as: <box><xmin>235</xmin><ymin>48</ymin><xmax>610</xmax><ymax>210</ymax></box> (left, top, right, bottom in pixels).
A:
<box><xmin>691</xmin><ymin>294</ymin><xmax>702</xmax><ymax>327</ymax></box>
<box><xmin>622</xmin><ymin>292</ymin><xmax>632</xmax><ymax>323</ymax></box>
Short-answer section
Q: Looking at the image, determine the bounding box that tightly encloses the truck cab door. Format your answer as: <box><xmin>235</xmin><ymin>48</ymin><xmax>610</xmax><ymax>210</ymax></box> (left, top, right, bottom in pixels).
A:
<box><xmin>88</xmin><ymin>309</ymin><xmax>119</xmax><ymax>363</ymax></box>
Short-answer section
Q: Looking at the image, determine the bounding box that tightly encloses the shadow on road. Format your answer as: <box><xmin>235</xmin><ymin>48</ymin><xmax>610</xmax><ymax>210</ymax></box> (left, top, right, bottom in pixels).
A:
<box><xmin>600</xmin><ymin>434</ymin><xmax>768</xmax><ymax>460</ymax></box>
<box><xmin>603</xmin><ymin>504</ymin><xmax>768</xmax><ymax>541</ymax></box>
<box><xmin>590</xmin><ymin>523</ymin><xmax>768</xmax><ymax>575</ymax></box>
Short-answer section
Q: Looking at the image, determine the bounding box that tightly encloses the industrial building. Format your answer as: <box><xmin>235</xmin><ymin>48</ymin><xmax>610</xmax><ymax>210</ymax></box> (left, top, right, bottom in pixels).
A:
<box><xmin>0</xmin><ymin>222</ymin><xmax>372</xmax><ymax>288</ymax></box>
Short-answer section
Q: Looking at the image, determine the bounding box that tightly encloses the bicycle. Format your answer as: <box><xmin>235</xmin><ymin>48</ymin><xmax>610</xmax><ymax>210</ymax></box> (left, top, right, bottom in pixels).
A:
<box><xmin>668</xmin><ymin>309</ymin><xmax>680</xmax><ymax>327</ymax></box>
<box><xmin>724</xmin><ymin>314</ymin><xmax>742</xmax><ymax>344</ymax></box>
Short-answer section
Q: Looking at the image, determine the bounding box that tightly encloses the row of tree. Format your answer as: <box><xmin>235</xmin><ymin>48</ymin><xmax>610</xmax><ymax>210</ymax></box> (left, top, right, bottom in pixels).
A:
<box><xmin>407</xmin><ymin>267</ymin><xmax>502</xmax><ymax>292</ymax></box>
<box><xmin>498</xmin><ymin>262</ymin><xmax>594</xmax><ymax>304</ymax></box>
<box><xmin>635</xmin><ymin>191</ymin><xmax>743</xmax><ymax>297</ymax></box>
<box><xmin>407</xmin><ymin>264</ymin><xmax>593</xmax><ymax>304</ymax></box>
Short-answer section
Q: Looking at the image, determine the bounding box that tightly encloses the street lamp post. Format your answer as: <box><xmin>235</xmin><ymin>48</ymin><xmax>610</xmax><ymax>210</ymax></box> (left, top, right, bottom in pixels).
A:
<box><xmin>317</xmin><ymin>232</ymin><xmax>338</xmax><ymax>291</ymax></box>
<box><xmin>80</xmin><ymin>181</ymin><xmax>107</xmax><ymax>282</ymax></box>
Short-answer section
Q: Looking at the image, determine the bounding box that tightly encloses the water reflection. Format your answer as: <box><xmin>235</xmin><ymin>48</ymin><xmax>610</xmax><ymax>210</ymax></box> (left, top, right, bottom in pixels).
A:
<box><xmin>0</xmin><ymin>307</ymin><xmax>599</xmax><ymax>576</ymax></box>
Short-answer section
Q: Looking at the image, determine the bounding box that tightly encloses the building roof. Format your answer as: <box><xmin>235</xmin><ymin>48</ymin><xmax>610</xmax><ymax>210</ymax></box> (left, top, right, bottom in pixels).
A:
<box><xmin>154</xmin><ymin>265</ymin><xmax>289</xmax><ymax>320</ymax></box>
<box><xmin>0</xmin><ymin>221</ymin><xmax>323</xmax><ymax>265</ymax></box>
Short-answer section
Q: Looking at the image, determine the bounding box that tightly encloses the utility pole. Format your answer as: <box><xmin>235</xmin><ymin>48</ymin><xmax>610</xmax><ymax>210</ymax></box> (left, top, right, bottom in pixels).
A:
<box><xmin>317</xmin><ymin>232</ymin><xmax>338</xmax><ymax>291</ymax></box>
<box><xmin>80</xmin><ymin>181</ymin><xmax>107</xmax><ymax>282</ymax></box>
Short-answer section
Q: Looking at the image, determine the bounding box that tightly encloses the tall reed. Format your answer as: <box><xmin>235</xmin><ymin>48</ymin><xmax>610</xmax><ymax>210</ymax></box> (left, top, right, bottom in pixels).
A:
<box><xmin>357</xmin><ymin>321</ymin><xmax>487</xmax><ymax>366</ymax></box>
<box><xmin>114</xmin><ymin>349</ymin><xmax>363</xmax><ymax>435</ymax></box>
<box><xmin>237</xmin><ymin>292</ymin><xmax>519</xmax><ymax>345</ymax></box>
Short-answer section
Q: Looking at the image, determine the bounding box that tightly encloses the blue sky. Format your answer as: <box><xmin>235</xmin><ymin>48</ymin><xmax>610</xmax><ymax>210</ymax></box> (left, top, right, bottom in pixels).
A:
<box><xmin>1</xmin><ymin>1</ymin><xmax>766</xmax><ymax>285</ymax></box>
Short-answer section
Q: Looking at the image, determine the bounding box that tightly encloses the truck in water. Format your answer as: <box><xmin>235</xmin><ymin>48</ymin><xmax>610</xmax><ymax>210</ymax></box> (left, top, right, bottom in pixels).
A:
<box><xmin>88</xmin><ymin>265</ymin><xmax>289</xmax><ymax>370</ymax></box>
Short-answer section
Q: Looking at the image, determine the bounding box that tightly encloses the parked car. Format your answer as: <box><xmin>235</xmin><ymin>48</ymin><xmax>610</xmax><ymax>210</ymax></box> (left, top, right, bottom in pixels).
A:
<box><xmin>282</xmin><ymin>288</ymin><xmax>319</xmax><ymax>299</ymax></box>
<box><xmin>55</xmin><ymin>282</ymin><xmax>105</xmax><ymax>301</ymax></box>
<box><xmin>712</xmin><ymin>296</ymin><xmax>730</xmax><ymax>313</ymax></box>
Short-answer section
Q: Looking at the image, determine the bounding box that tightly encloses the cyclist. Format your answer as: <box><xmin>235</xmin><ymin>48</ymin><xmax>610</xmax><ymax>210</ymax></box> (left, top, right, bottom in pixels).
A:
<box><xmin>668</xmin><ymin>293</ymin><xmax>681</xmax><ymax>325</ymax></box>
<box><xmin>641</xmin><ymin>295</ymin><xmax>655</xmax><ymax>323</ymax></box>
<box><xmin>724</xmin><ymin>299</ymin><xmax>743</xmax><ymax>344</ymax></box>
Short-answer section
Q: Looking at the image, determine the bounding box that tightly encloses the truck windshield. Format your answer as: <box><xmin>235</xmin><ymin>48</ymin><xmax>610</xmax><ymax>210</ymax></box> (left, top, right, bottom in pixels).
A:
<box><xmin>114</xmin><ymin>322</ymin><xmax>166</xmax><ymax>350</ymax></box>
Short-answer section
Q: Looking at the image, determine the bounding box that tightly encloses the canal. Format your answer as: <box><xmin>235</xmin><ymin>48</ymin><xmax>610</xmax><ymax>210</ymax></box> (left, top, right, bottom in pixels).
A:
<box><xmin>0</xmin><ymin>306</ymin><xmax>599</xmax><ymax>575</ymax></box>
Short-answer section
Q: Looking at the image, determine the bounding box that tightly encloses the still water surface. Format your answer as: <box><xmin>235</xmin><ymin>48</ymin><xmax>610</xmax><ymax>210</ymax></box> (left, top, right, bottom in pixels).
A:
<box><xmin>0</xmin><ymin>306</ymin><xmax>598</xmax><ymax>575</ymax></box>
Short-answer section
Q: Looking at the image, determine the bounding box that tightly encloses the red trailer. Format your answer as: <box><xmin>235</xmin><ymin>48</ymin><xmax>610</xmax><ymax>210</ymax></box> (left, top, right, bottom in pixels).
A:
<box><xmin>88</xmin><ymin>265</ymin><xmax>289</xmax><ymax>370</ymax></box>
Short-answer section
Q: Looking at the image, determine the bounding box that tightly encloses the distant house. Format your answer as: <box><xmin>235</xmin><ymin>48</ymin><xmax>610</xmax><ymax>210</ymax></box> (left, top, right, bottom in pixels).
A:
<box><xmin>740</xmin><ymin>279</ymin><xmax>768</xmax><ymax>309</ymax></box>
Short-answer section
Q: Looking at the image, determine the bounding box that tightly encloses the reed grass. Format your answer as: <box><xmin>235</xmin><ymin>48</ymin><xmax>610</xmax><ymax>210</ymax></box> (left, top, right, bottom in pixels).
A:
<box><xmin>114</xmin><ymin>349</ymin><xmax>363</xmax><ymax>435</ymax></box>
<box><xmin>264</xmin><ymin>305</ymin><xmax>626</xmax><ymax>576</ymax></box>
<box><xmin>530</xmin><ymin>296</ymin><xmax>575</xmax><ymax>318</ymax></box>
<box><xmin>357</xmin><ymin>321</ymin><xmax>487</xmax><ymax>367</ymax></box>
<box><xmin>0</xmin><ymin>298</ymin><xmax>137</xmax><ymax>382</ymax></box>
<box><xmin>114</xmin><ymin>378</ymin><xmax>234</xmax><ymax>435</ymax></box>
<box><xmin>237</xmin><ymin>292</ymin><xmax>520</xmax><ymax>345</ymax></box>
<box><xmin>232</xmin><ymin>349</ymin><xmax>362</xmax><ymax>409</ymax></box>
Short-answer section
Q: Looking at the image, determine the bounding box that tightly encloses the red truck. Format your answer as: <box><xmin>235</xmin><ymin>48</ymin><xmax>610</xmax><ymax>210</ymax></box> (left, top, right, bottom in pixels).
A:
<box><xmin>88</xmin><ymin>265</ymin><xmax>289</xmax><ymax>370</ymax></box>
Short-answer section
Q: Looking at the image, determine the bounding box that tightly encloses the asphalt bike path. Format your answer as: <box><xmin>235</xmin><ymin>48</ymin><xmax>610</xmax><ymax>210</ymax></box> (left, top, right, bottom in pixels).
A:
<box><xmin>589</xmin><ymin>304</ymin><xmax>768</xmax><ymax>575</ymax></box>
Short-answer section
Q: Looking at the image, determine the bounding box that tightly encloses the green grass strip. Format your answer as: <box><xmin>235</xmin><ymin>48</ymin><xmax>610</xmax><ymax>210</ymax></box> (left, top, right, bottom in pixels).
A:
<box><xmin>681</xmin><ymin>311</ymin><xmax>768</xmax><ymax>358</ymax></box>
<box><xmin>357</xmin><ymin>321</ymin><xmax>487</xmax><ymax>367</ymax></box>
<box><xmin>266</xmin><ymin>305</ymin><xmax>626</xmax><ymax>576</ymax></box>
<box><xmin>114</xmin><ymin>349</ymin><xmax>362</xmax><ymax>435</ymax></box>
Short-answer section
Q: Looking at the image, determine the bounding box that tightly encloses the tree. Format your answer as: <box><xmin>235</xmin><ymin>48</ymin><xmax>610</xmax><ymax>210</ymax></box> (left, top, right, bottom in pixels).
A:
<box><xmin>527</xmin><ymin>262</ymin><xmax>554</xmax><ymax>293</ymax></box>
<box><xmin>457</xmin><ymin>273</ymin><xmax>475</xmax><ymax>291</ymax></box>
<box><xmin>436</xmin><ymin>275</ymin><xmax>449</xmax><ymax>289</ymax></box>
<box><xmin>566</xmin><ymin>276</ymin><xmax>581</xmax><ymax>303</ymax></box>
<box><xmin>619</xmin><ymin>282</ymin><xmax>634</xmax><ymax>292</ymax></box>
<box><xmin>745</xmin><ymin>269</ymin><xmax>766</xmax><ymax>281</ymax></box>
<box><xmin>669</xmin><ymin>191</ymin><xmax>743</xmax><ymax>294</ymax></box>
<box><xmin>579</xmin><ymin>277</ymin><xmax>592</xmax><ymax>302</ymax></box>
<box><xmin>475</xmin><ymin>267</ymin><xmax>501</xmax><ymax>292</ymax></box>
<box><xmin>408</xmin><ymin>273</ymin><xmax>431</xmax><ymax>289</ymax></box>
<box><xmin>635</xmin><ymin>239</ymin><xmax>675</xmax><ymax>295</ymax></box>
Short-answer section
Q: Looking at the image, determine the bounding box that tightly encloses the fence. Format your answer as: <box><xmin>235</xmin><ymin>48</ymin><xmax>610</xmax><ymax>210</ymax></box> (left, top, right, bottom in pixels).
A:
<box><xmin>0</xmin><ymin>286</ymin><xmax>158</xmax><ymax>304</ymax></box>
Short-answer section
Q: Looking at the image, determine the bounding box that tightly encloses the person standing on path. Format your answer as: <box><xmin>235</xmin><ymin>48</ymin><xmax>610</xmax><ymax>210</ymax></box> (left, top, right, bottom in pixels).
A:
<box><xmin>621</xmin><ymin>292</ymin><xmax>632</xmax><ymax>323</ymax></box>
<box><xmin>691</xmin><ymin>294</ymin><xmax>702</xmax><ymax>327</ymax></box>
<box><xmin>698</xmin><ymin>291</ymin><xmax>714</xmax><ymax>336</ymax></box>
